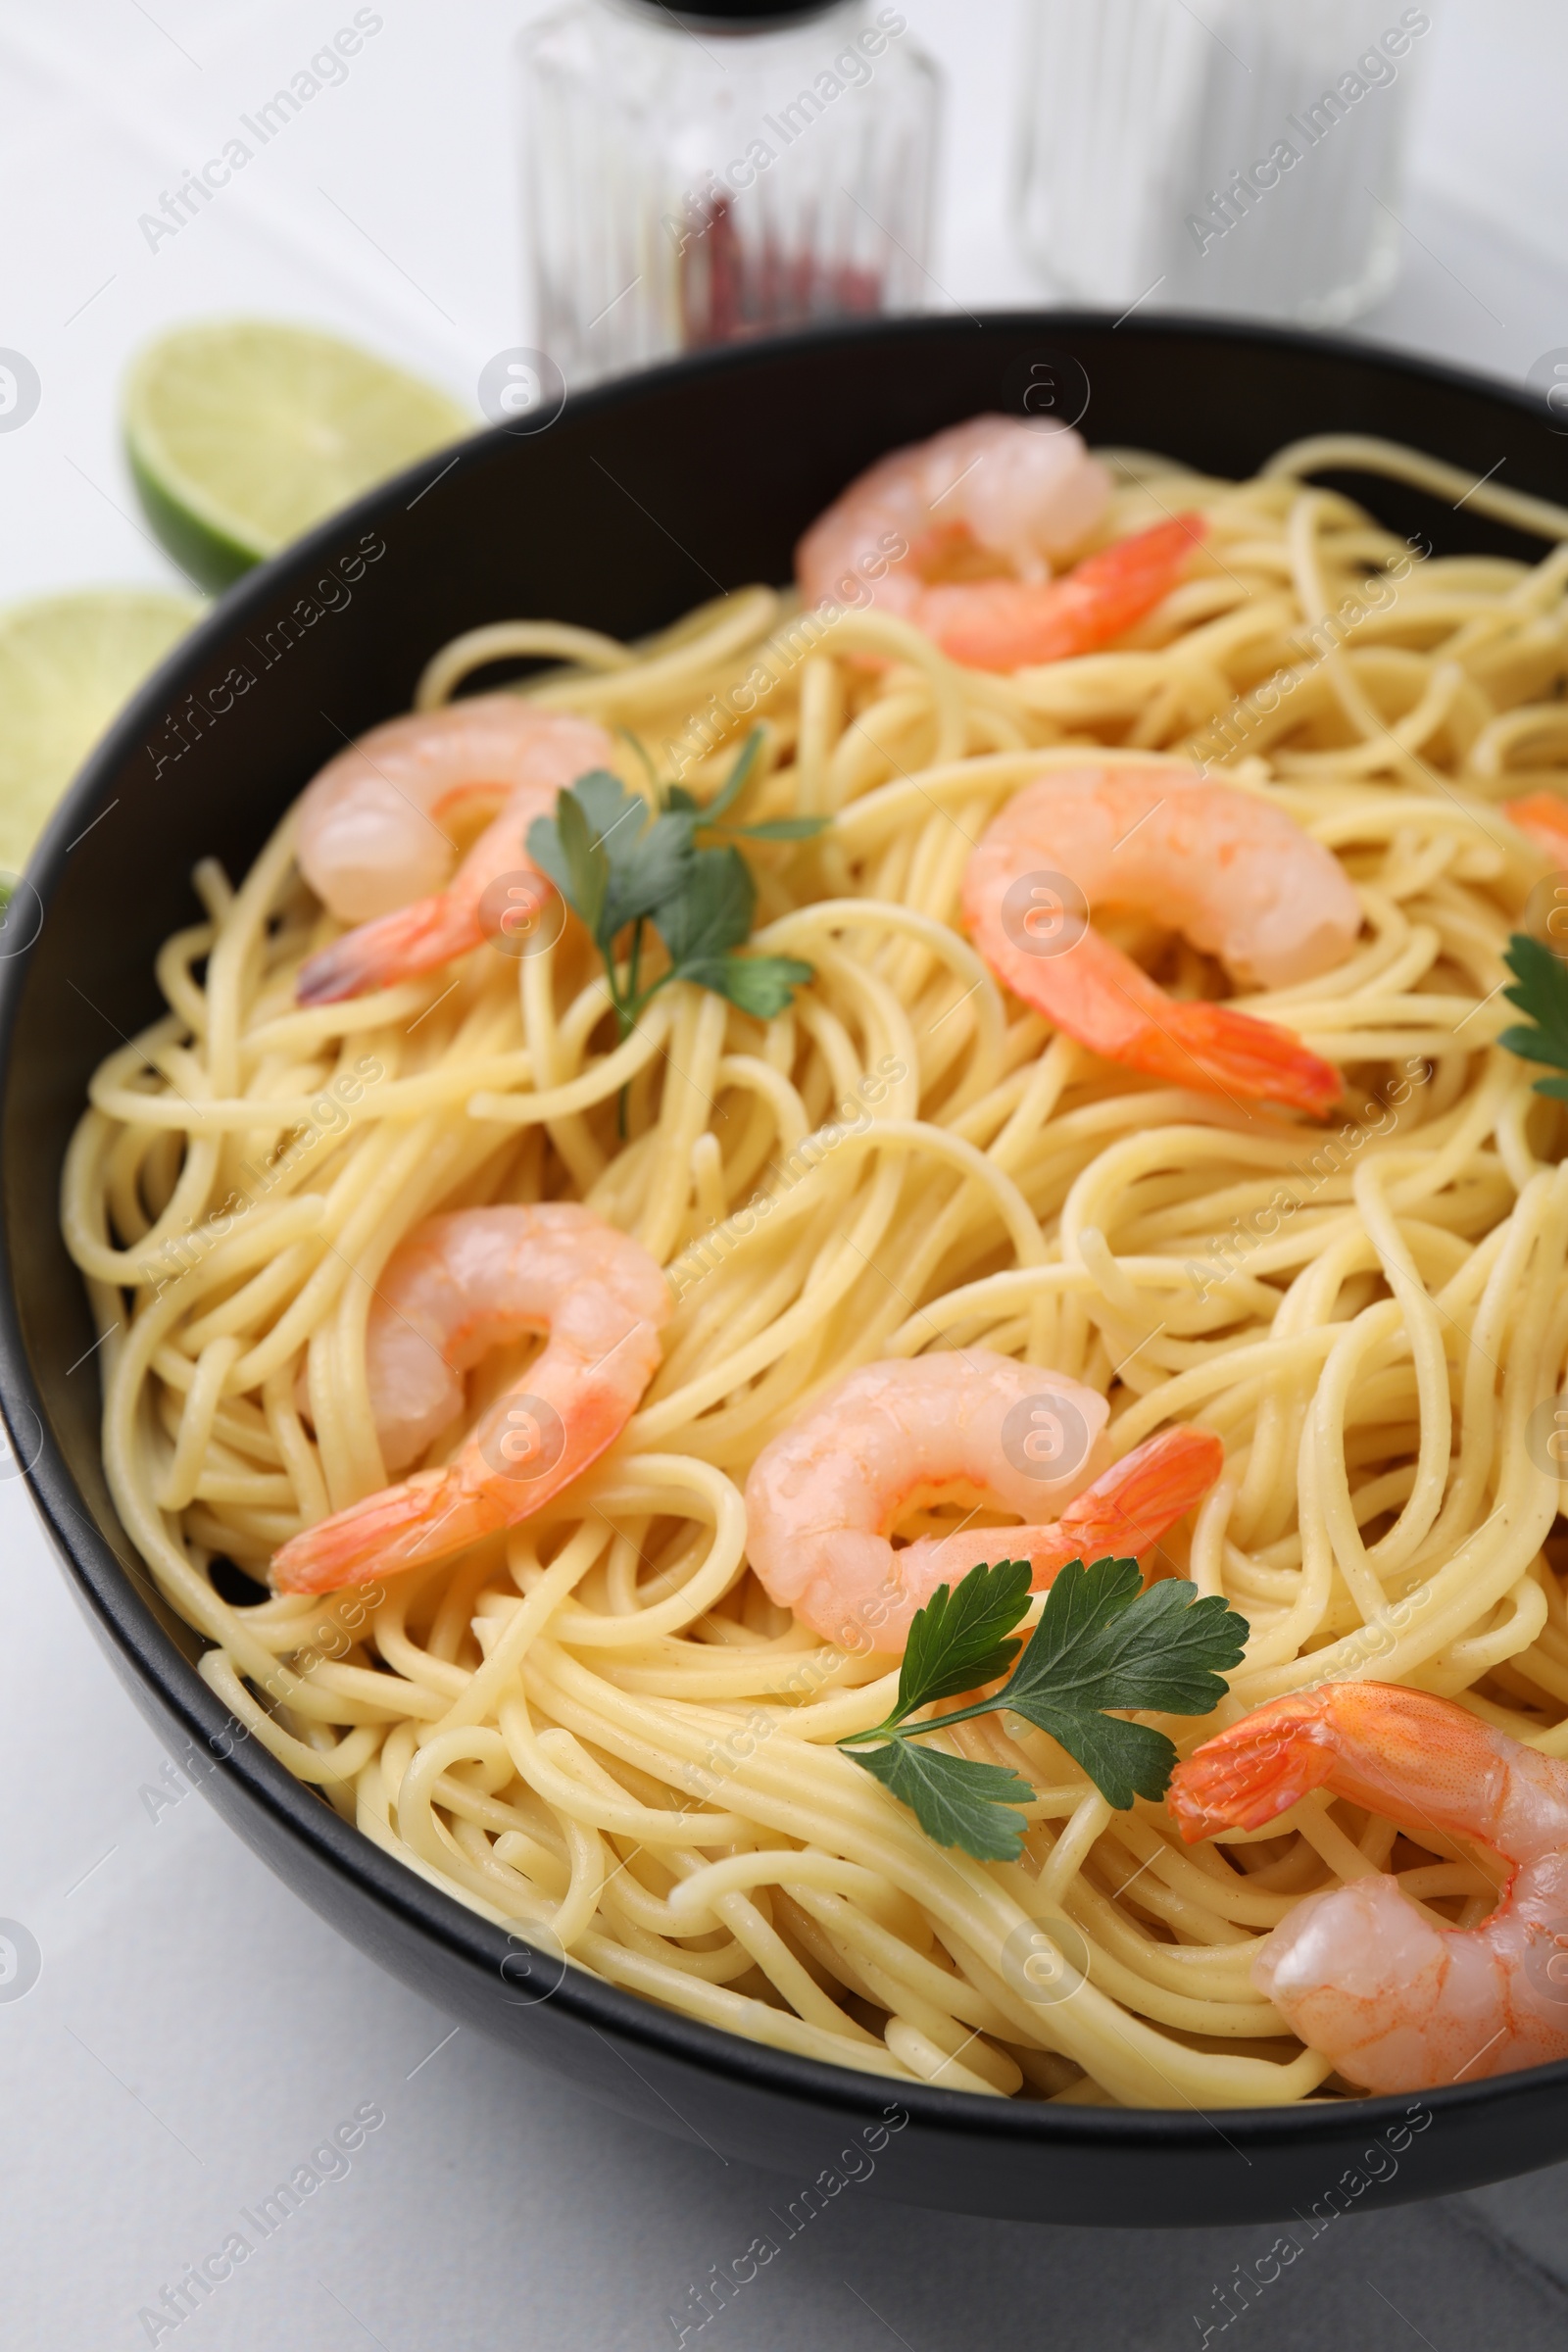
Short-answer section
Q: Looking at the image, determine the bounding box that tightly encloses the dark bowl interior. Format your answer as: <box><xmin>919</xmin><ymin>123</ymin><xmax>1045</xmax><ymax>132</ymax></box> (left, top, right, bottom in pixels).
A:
<box><xmin>4</xmin><ymin>313</ymin><xmax>1566</xmax><ymax>2228</ymax></box>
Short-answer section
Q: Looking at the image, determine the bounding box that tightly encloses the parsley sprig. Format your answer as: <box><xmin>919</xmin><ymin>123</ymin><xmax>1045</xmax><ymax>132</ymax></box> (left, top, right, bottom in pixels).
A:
<box><xmin>838</xmin><ymin>1557</ymin><xmax>1249</xmax><ymax>1862</ymax></box>
<box><xmin>1499</xmin><ymin>933</ymin><xmax>1568</xmax><ymax>1100</ymax></box>
<box><xmin>526</xmin><ymin>731</ymin><xmax>826</xmax><ymax>1041</ymax></box>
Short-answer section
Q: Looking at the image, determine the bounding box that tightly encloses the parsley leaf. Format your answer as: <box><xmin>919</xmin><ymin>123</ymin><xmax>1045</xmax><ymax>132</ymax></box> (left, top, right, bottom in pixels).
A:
<box><xmin>1499</xmin><ymin>932</ymin><xmax>1568</xmax><ymax>1099</ymax></box>
<box><xmin>853</xmin><ymin>1740</ymin><xmax>1036</xmax><ymax>1863</ymax></box>
<box><xmin>839</xmin><ymin>1554</ymin><xmax>1249</xmax><ymax>1860</ymax></box>
<box><xmin>655</xmin><ymin>843</ymin><xmax>755</xmax><ymax>966</ymax></box>
<box><xmin>699</xmin><ymin>730</ymin><xmax>761</xmax><ymax>825</ymax></box>
<box><xmin>568</xmin><ymin>769</ymin><xmax>646</xmax><ymax>865</ymax></box>
<box><xmin>1017</xmin><ymin>1709</ymin><xmax>1179</xmax><ymax>1813</ymax></box>
<box><xmin>544</xmin><ymin>786</ymin><xmax>609</xmax><ymax>943</ymax></box>
<box><xmin>887</xmin><ymin>1557</ymin><xmax>1033</xmax><ymax>1721</ymax></box>
<box><xmin>524</xmin><ymin>733</ymin><xmax>826</xmax><ymax>1054</ymax></box>
<box><xmin>689</xmin><ymin>954</ymin><xmax>817</xmax><ymax>1020</ymax></box>
<box><xmin>1004</xmin><ymin>1557</ymin><xmax>1246</xmax><ymax>1720</ymax></box>
<box><xmin>654</xmin><ymin>847</ymin><xmax>814</xmax><ymax>1016</ymax></box>
<box><xmin>607</xmin><ymin>817</ymin><xmax>695</xmax><ymax>941</ymax></box>
<box><xmin>528</xmin><ymin>769</ymin><xmax>693</xmax><ymax>952</ymax></box>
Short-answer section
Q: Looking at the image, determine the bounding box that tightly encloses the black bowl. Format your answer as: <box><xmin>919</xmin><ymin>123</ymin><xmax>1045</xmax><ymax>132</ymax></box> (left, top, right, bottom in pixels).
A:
<box><xmin>5</xmin><ymin>313</ymin><xmax>1565</xmax><ymax>2229</ymax></box>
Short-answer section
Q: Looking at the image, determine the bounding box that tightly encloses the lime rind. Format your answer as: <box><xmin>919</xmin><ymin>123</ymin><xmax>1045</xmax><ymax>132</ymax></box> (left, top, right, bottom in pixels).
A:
<box><xmin>124</xmin><ymin>319</ymin><xmax>471</xmax><ymax>593</ymax></box>
<box><xmin>127</xmin><ymin>446</ymin><xmax>259</xmax><ymax>591</ymax></box>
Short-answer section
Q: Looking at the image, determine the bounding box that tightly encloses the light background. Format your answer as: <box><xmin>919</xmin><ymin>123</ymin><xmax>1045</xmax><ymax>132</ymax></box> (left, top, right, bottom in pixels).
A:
<box><xmin>3</xmin><ymin>3</ymin><xmax>1568</xmax><ymax>2345</ymax></box>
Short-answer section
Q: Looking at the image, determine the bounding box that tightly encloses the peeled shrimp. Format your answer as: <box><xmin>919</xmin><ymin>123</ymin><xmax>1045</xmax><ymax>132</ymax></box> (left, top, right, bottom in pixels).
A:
<box><xmin>744</xmin><ymin>1350</ymin><xmax>1224</xmax><ymax>1650</ymax></box>
<box><xmin>795</xmin><ymin>414</ymin><xmax>1204</xmax><ymax>673</ymax></box>
<box><xmin>294</xmin><ymin>696</ymin><xmax>612</xmax><ymax>1004</ymax></box>
<box><xmin>961</xmin><ymin>766</ymin><xmax>1359</xmax><ymax>1114</ymax></box>
<box><xmin>1169</xmin><ymin>1682</ymin><xmax>1568</xmax><ymax>2092</ymax></box>
<box><xmin>270</xmin><ymin>1204</ymin><xmax>669</xmax><ymax>1594</ymax></box>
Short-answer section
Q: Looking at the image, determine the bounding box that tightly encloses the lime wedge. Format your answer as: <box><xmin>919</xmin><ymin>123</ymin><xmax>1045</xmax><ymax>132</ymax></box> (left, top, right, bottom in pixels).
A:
<box><xmin>0</xmin><ymin>589</ymin><xmax>203</xmax><ymax>874</ymax></box>
<box><xmin>125</xmin><ymin>320</ymin><xmax>470</xmax><ymax>590</ymax></box>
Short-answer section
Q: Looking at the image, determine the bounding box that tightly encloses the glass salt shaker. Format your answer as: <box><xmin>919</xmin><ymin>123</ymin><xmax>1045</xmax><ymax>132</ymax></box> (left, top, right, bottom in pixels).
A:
<box><xmin>520</xmin><ymin>0</ymin><xmax>942</xmax><ymax>388</ymax></box>
<box><xmin>1014</xmin><ymin>0</ymin><xmax>1432</xmax><ymax>326</ymax></box>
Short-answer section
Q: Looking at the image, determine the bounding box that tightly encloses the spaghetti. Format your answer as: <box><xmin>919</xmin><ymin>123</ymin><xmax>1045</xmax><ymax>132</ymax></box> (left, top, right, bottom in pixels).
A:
<box><xmin>62</xmin><ymin>432</ymin><xmax>1568</xmax><ymax>2107</ymax></box>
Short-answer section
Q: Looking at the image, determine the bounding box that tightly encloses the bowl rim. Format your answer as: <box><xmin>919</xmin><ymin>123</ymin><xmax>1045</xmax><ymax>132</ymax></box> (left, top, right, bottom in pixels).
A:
<box><xmin>6</xmin><ymin>304</ymin><xmax>1568</xmax><ymax>2153</ymax></box>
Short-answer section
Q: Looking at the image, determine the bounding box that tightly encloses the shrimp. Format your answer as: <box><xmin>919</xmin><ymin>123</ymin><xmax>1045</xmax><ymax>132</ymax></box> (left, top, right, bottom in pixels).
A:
<box><xmin>961</xmin><ymin>766</ymin><xmax>1358</xmax><ymax>1114</ymax></box>
<box><xmin>293</xmin><ymin>697</ymin><xmax>613</xmax><ymax>1004</ymax></box>
<box><xmin>1168</xmin><ymin>1682</ymin><xmax>1568</xmax><ymax>2092</ymax></box>
<box><xmin>269</xmin><ymin>1204</ymin><xmax>670</xmax><ymax>1594</ymax></box>
<box><xmin>743</xmin><ymin>1350</ymin><xmax>1224</xmax><ymax>1650</ymax></box>
<box><xmin>795</xmin><ymin>414</ymin><xmax>1204</xmax><ymax>673</ymax></box>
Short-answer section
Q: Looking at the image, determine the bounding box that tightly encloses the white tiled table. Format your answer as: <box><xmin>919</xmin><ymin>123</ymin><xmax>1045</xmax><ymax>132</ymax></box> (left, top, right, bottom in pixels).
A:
<box><xmin>3</xmin><ymin>4</ymin><xmax>1567</xmax><ymax>2343</ymax></box>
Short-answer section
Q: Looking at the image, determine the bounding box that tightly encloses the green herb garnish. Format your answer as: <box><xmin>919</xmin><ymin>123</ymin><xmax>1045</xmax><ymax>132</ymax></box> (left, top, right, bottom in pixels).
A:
<box><xmin>838</xmin><ymin>1556</ymin><xmax>1249</xmax><ymax>1862</ymax></box>
<box><xmin>526</xmin><ymin>730</ymin><xmax>825</xmax><ymax>1043</ymax></box>
<box><xmin>1500</xmin><ymin>932</ymin><xmax>1568</xmax><ymax>1100</ymax></box>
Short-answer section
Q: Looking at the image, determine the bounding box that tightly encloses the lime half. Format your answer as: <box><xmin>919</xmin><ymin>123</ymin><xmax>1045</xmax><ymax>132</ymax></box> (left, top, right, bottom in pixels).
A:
<box><xmin>0</xmin><ymin>589</ymin><xmax>202</xmax><ymax>873</ymax></box>
<box><xmin>125</xmin><ymin>320</ymin><xmax>471</xmax><ymax>591</ymax></box>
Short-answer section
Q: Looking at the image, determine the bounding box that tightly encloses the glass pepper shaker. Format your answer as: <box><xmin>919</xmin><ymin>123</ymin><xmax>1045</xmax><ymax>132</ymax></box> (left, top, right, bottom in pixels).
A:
<box><xmin>520</xmin><ymin>0</ymin><xmax>942</xmax><ymax>388</ymax></box>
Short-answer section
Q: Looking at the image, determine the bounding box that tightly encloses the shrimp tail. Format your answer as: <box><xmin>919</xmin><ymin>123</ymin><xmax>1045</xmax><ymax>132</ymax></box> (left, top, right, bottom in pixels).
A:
<box><xmin>270</xmin><ymin>1468</ymin><xmax>498</xmax><ymax>1594</ymax></box>
<box><xmin>297</xmin><ymin>890</ymin><xmax>490</xmax><ymax>1005</ymax></box>
<box><xmin>928</xmin><ymin>513</ymin><xmax>1206</xmax><ymax>671</ymax></box>
<box><xmin>890</xmin><ymin>1426</ymin><xmax>1224</xmax><ymax>1635</ymax></box>
<box><xmin>1038</xmin><ymin>1425</ymin><xmax>1225</xmax><ymax>1584</ymax></box>
<box><xmin>1138</xmin><ymin>1000</ymin><xmax>1343</xmax><ymax>1117</ymax></box>
<box><xmin>970</xmin><ymin>878</ymin><xmax>1343</xmax><ymax>1116</ymax></box>
<box><xmin>1168</xmin><ymin>1683</ymin><xmax>1517</xmax><ymax>1847</ymax></box>
<box><xmin>1033</xmin><ymin>511</ymin><xmax>1207</xmax><ymax>653</ymax></box>
<box><xmin>1167</xmin><ymin>1695</ymin><xmax>1340</xmax><ymax>1839</ymax></box>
